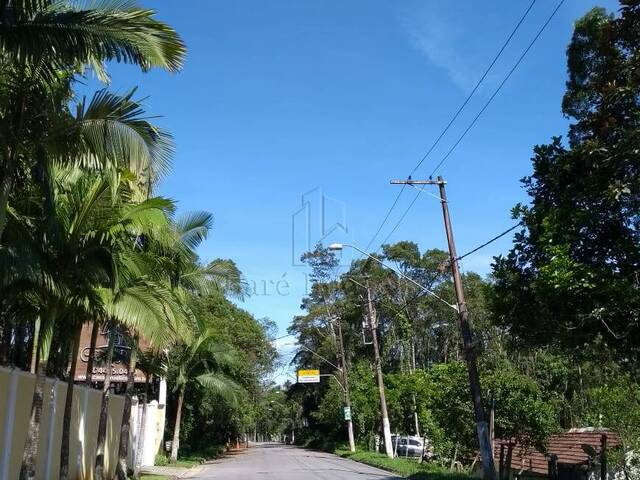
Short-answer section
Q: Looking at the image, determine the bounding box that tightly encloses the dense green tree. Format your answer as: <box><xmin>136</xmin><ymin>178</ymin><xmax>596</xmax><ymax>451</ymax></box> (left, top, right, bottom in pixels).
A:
<box><xmin>492</xmin><ymin>3</ymin><xmax>640</xmax><ymax>367</ymax></box>
<box><xmin>167</xmin><ymin>319</ymin><xmax>241</xmax><ymax>463</ymax></box>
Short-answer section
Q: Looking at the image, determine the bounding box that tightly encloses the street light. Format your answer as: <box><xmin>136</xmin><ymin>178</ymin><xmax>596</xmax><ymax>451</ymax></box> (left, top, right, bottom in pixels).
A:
<box><xmin>328</xmin><ymin>243</ymin><xmax>458</xmax><ymax>311</ymax></box>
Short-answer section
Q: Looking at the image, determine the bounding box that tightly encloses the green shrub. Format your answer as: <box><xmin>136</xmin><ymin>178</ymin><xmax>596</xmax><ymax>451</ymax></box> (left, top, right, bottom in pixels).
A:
<box><xmin>335</xmin><ymin>447</ymin><xmax>472</xmax><ymax>479</ymax></box>
<box><xmin>154</xmin><ymin>454</ymin><xmax>169</xmax><ymax>466</ymax></box>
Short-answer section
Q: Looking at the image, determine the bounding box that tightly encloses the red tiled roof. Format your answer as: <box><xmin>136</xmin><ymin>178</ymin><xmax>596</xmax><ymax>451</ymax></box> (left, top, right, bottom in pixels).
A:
<box><xmin>494</xmin><ymin>429</ymin><xmax>622</xmax><ymax>475</ymax></box>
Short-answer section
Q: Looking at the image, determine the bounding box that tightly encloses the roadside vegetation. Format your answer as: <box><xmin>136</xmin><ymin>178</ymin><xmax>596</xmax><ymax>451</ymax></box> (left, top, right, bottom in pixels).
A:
<box><xmin>336</xmin><ymin>448</ymin><xmax>472</xmax><ymax>480</ymax></box>
<box><xmin>269</xmin><ymin>2</ymin><xmax>640</xmax><ymax>477</ymax></box>
<box><xmin>0</xmin><ymin>2</ymin><xmax>277</xmax><ymax>480</ymax></box>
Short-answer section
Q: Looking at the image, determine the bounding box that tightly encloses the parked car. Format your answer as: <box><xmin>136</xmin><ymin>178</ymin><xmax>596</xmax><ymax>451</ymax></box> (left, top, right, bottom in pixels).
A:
<box><xmin>391</xmin><ymin>435</ymin><xmax>428</xmax><ymax>458</ymax></box>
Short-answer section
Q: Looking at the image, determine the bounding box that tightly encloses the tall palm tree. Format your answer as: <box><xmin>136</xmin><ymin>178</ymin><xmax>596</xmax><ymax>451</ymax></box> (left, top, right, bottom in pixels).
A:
<box><xmin>169</xmin><ymin>322</ymin><xmax>242</xmax><ymax>463</ymax></box>
<box><xmin>0</xmin><ymin>81</ymin><xmax>178</xmax><ymax>480</ymax></box>
<box><xmin>11</xmin><ymin>165</ymin><xmax>177</xmax><ymax>480</ymax></box>
<box><xmin>111</xmin><ymin>212</ymin><xmax>247</xmax><ymax>471</ymax></box>
<box><xmin>104</xmin><ymin>264</ymin><xmax>190</xmax><ymax>480</ymax></box>
<box><xmin>0</xmin><ymin>0</ymin><xmax>185</xmax><ymax>237</ymax></box>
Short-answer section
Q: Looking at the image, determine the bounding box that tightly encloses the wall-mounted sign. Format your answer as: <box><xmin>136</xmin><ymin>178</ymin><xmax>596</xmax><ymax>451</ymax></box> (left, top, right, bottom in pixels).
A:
<box><xmin>297</xmin><ymin>369</ymin><xmax>320</xmax><ymax>384</ymax></box>
<box><xmin>74</xmin><ymin>322</ymin><xmax>149</xmax><ymax>383</ymax></box>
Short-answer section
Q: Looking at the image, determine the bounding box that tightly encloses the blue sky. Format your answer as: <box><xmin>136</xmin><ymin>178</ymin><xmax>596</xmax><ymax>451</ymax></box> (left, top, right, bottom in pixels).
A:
<box><xmin>95</xmin><ymin>0</ymin><xmax>617</xmax><ymax>375</ymax></box>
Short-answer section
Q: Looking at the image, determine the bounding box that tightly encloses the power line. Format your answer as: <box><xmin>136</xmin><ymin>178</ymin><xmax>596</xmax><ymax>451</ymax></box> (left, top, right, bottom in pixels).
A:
<box><xmin>381</xmin><ymin>0</ymin><xmax>565</xmax><ymax>246</ymax></box>
<box><xmin>380</xmin><ymin>190</ymin><xmax>422</xmax><ymax>247</ymax></box>
<box><xmin>362</xmin><ymin>0</ymin><xmax>538</xmax><ymax>254</ymax></box>
<box><xmin>455</xmin><ymin>222</ymin><xmax>522</xmax><ymax>263</ymax></box>
<box><xmin>408</xmin><ymin>0</ymin><xmax>538</xmax><ymax>178</ymax></box>
<box><xmin>430</xmin><ymin>0</ymin><xmax>566</xmax><ymax>177</ymax></box>
<box><xmin>364</xmin><ymin>182</ymin><xmax>407</xmax><ymax>251</ymax></box>
<box><xmin>269</xmin><ymin>333</ymin><xmax>296</xmax><ymax>343</ymax></box>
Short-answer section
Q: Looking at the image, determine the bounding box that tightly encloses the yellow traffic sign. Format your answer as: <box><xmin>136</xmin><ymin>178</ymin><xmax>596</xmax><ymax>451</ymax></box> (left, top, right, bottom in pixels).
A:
<box><xmin>297</xmin><ymin>369</ymin><xmax>320</xmax><ymax>383</ymax></box>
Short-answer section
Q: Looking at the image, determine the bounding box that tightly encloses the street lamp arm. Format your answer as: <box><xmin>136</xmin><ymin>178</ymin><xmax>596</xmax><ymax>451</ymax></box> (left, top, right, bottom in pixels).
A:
<box><xmin>297</xmin><ymin>343</ymin><xmax>342</xmax><ymax>371</ymax></box>
<box><xmin>335</xmin><ymin>243</ymin><xmax>458</xmax><ymax>312</ymax></box>
<box><xmin>320</xmin><ymin>374</ymin><xmax>346</xmax><ymax>393</ymax></box>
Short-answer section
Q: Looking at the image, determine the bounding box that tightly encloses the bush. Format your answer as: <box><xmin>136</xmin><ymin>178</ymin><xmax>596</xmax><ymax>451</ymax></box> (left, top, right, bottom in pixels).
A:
<box><xmin>335</xmin><ymin>447</ymin><xmax>471</xmax><ymax>480</ymax></box>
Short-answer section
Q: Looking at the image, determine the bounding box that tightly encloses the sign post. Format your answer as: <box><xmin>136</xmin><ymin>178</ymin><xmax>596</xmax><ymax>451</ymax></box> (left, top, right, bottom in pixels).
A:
<box><xmin>343</xmin><ymin>406</ymin><xmax>352</xmax><ymax>421</ymax></box>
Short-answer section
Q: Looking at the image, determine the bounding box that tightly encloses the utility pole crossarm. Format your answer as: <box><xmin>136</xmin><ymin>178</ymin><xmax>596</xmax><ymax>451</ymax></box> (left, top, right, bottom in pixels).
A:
<box><xmin>390</xmin><ymin>179</ymin><xmax>445</xmax><ymax>185</ymax></box>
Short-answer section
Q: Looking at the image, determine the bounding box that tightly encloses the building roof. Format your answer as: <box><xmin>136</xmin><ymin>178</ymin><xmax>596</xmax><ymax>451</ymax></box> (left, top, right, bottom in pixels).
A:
<box><xmin>494</xmin><ymin>429</ymin><xmax>622</xmax><ymax>476</ymax></box>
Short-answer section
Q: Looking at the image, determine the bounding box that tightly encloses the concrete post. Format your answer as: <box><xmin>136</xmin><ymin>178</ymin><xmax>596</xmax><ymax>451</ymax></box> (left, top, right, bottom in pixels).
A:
<box><xmin>1</xmin><ymin>368</ymin><xmax>19</xmax><ymax>480</ymax></box>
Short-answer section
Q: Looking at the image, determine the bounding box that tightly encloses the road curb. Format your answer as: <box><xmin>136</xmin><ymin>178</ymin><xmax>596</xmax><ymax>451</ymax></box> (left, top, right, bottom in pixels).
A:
<box><xmin>180</xmin><ymin>465</ymin><xmax>204</xmax><ymax>478</ymax></box>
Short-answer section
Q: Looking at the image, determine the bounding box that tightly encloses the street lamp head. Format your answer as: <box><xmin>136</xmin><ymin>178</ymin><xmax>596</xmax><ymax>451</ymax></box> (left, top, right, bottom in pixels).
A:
<box><xmin>328</xmin><ymin>243</ymin><xmax>344</xmax><ymax>251</ymax></box>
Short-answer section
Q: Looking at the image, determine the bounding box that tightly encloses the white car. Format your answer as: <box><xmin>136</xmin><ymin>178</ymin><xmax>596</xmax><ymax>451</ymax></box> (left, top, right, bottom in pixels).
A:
<box><xmin>391</xmin><ymin>435</ymin><xmax>429</xmax><ymax>458</ymax></box>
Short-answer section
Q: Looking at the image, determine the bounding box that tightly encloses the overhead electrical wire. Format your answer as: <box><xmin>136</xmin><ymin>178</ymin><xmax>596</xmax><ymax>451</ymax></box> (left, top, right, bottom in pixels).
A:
<box><xmin>380</xmin><ymin>222</ymin><xmax>523</xmax><ymax>321</ymax></box>
<box><xmin>454</xmin><ymin>222</ymin><xmax>522</xmax><ymax>263</ymax></box>
<box><xmin>379</xmin><ymin>0</ymin><xmax>566</xmax><ymax>246</ymax></box>
<box><xmin>429</xmin><ymin>0</ymin><xmax>566</xmax><ymax>177</ymax></box>
<box><xmin>362</xmin><ymin>0</ymin><xmax>538</xmax><ymax>254</ymax></box>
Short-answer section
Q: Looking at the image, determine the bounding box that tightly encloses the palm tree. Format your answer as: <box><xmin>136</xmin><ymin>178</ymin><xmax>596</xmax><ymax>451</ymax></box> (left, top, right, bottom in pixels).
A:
<box><xmin>0</xmin><ymin>0</ymin><xmax>185</xmax><ymax>237</ymax></box>
<box><xmin>7</xmin><ymin>162</ymin><xmax>177</xmax><ymax>480</ymax></box>
<box><xmin>106</xmin><ymin>274</ymin><xmax>190</xmax><ymax>480</ymax></box>
<box><xmin>112</xmin><ymin>211</ymin><xmax>246</xmax><ymax>471</ymax></box>
<box><xmin>169</xmin><ymin>322</ymin><xmax>243</xmax><ymax>463</ymax></box>
<box><xmin>2</xmin><ymin>82</ymin><xmax>179</xmax><ymax>480</ymax></box>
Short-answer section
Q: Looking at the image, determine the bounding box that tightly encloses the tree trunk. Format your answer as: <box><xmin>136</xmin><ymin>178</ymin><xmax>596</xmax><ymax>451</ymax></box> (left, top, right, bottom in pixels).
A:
<box><xmin>19</xmin><ymin>358</ymin><xmax>48</xmax><ymax>480</ymax></box>
<box><xmin>412</xmin><ymin>393</ymin><xmax>420</xmax><ymax>437</ymax></box>
<box><xmin>116</xmin><ymin>340</ymin><xmax>138</xmax><ymax>480</ymax></box>
<box><xmin>169</xmin><ymin>387</ymin><xmax>185</xmax><ymax>463</ymax></box>
<box><xmin>59</xmin><ymin>325</ymin><xmax>82</xmax><ymax>480</ymax></box>
<box><xmin>15</xmin><ymin>321</ymin><xmax>29</xmax><ymax>370</ymax></box>
<box><xmin>29</xmin><ymin>316</ymin><xmax>41</xmax><ymax>374</ymax></box>
<box><xmin>504</xmin><ymin>444</ymin><xmax>514</xmax><ymax>480</ymax></box>
<box><xmin>19</xmin><ymin>307</ymin><xmax>54</xmax><ymax>480</ymax></box>
<box><xmin>0</xmin><ymin>161</ymin><xmax>14</xmax><ymax>239</ymax></box>
<box><xmin>94</xmin><ymin>328</ymin><xmax>115</xmax><ymax>480</ymax></box>
<box><xmin>85</xmin><ymin>321</ymin><xmax>100</xmax><ymax>387</ymax></box>
<box><xmin>133</xmin><ymin>375</ymin><xmax>150</xmax><ymax>480</ymax></box>
<box><xmin>0</xmin><ymin>314</ymin><xmax>12</xmax><ymax>364</ymax></box>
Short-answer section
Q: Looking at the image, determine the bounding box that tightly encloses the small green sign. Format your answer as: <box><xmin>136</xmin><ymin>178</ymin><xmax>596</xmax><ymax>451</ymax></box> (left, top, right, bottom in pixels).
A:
<box><xmin>343</xmin><ymin>406</ymin><xmax>352</xmax><ymax>421</ymax></box>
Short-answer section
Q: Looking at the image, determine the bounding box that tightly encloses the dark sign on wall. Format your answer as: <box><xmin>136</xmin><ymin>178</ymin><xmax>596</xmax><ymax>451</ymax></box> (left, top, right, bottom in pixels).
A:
<box><xmin>74</xmin><ymin>322</ymin><xmax>148</xmax><ymax>383</ymax></box>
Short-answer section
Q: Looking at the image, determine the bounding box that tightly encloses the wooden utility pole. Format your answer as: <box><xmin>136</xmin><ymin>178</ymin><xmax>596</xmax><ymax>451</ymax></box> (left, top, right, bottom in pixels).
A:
<box><xmin>366</xmin><ymin>280</ymin><xmax>394</xmax><ymax>458</ymax></box>
<box><xmin>390</xmin><ymin>176</ymin><xmax>497</xmax><ymax>480</ymax></box>
<box><xmin>335</xmin><ymin>318</ymin><xmax>356</xmax><ymax>452</ymax></box>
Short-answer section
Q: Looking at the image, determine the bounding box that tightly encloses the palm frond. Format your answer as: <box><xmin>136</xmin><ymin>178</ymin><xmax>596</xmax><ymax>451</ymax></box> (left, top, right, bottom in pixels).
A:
<box><xmin>204</xmin><ymin>258</ymin><xmax>249</xmax><ymax>300</ymax></box>
<box><xmin>0</xmin><ymin>1</ymin><xmax>186</xmax><ymax>73</ymax></box>
<box><xmin>99</xmin><ymin>282</ymin><xmax>184</xmax><ymax>347</ymax></box>
<box><xmin>174</xmin><ymin>211</ymin><xmax>213</xmax><ymax>250</ymax></box>
<box><xmin>72</xmin><ymin>89</ymin><xmax>175</xmax><ymax>185</ymax></box>
<box><xmin>195</xmin><ymin>372</ymin><xmax>242</xmax><ymax>404</ymax></box>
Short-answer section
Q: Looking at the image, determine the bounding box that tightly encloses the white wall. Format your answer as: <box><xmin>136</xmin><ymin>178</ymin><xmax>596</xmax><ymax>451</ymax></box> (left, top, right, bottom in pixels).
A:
<box><xmin>0</xmin><ymin>367</ymin><xmax>163</xmax><ymax>480</ymax></box>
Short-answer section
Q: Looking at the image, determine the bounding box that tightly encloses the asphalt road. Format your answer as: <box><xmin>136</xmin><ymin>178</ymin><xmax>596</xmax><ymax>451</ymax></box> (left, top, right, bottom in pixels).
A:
<box><xmin>191</xmin><ymin>443</ymin><xmax>402</xmax><ymax>480</ymax></box>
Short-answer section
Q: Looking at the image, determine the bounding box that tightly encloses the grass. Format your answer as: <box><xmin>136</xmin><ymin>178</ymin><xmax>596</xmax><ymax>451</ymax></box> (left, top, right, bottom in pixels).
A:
<box><xmin>140</xmin><ymin>475</ymin><xmax>171</xmax><ymax>480</ymax></box>
<box><xmin>335</xmin><ymin>448</ymin><xmax>472</xmax><ymax>480</ymax></box>
<box><xmin>153</xmin><ymin>445</ymin><xmax>227</xmax><ymax>468</ymax></box>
